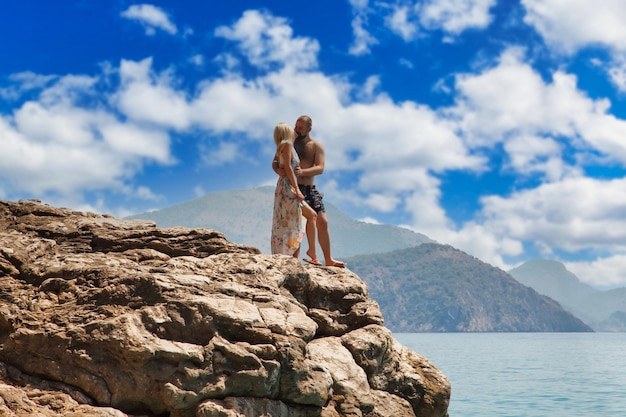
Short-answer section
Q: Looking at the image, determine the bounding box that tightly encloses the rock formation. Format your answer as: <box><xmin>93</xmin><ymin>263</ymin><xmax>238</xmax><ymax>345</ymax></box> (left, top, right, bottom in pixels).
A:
<box><xmin>0</xmin><ymin>199</ymin><xmax>450</xmax><ymax>417</ymax></box>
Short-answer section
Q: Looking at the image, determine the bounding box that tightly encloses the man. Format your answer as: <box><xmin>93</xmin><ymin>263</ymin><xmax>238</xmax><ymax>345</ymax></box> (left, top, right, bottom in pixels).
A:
<box><xmin>291</xmin><ymin>115</ymin><xmax>345</xmax><ymax>268</ymax></box>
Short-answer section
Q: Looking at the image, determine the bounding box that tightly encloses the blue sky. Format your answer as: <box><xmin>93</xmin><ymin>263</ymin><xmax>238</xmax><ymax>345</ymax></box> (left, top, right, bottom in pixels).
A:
<box><xmin>3</xmin><ymin>1</ymin><xmax>626</xmax><ymax>289</ymax></box>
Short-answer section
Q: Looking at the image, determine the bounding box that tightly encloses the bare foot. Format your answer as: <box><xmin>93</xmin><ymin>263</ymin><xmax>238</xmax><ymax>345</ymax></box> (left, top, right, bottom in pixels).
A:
<box><xmin>303</xmin><ymin>258</ymin><xmax>322</xmax><ymax>266</ymax></box>
<box><xmin>306</xmin><ymin>249</ymin><xmax>318</xmax><ymax>261</ymax></box>
<box><xmin>326</xmin><ymin>260</ymin><xmax>345</xmax><ymax>268</ymax></box>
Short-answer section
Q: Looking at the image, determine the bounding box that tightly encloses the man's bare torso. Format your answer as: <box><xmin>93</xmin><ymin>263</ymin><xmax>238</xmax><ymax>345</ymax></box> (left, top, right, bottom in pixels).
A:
<box><xmin>294</xmin><ymin>137</ymin><xmax>319</xmax><ymax>186</ymax></box>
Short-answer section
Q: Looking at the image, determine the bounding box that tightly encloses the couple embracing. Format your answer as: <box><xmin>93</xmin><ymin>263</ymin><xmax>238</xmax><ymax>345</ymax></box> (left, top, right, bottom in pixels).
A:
<box><xmin>270</xmin><ymin>115</ymin><xmax>345</xmax><ymax>268</ymax></box>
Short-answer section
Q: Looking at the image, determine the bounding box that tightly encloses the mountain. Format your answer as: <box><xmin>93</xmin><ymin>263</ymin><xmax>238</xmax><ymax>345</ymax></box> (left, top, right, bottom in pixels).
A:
<box><xmin>126</xmin><ymin>186</ymin><xmax>434</xmax><ymax>257</ymax></box>
<box><xmin>597</xmin><ymin>311</ymin><xmax>626</xmax><ymax>332</ymax></box>
<box><xmin>508</xmin><ymin>259</ymin><xmax>626</xmax><ymax>331</ymax></box>
<box><xmin>344</xmin><ymin>244</ymin><xmax>592</xmax><ymax>332</ymax></box>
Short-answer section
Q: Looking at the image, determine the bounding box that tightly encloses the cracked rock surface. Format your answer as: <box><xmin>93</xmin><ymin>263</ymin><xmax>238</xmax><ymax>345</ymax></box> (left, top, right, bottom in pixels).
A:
<box><xmin>0</xmin><ymin>199</ymin><xmax>450</xmax><ymax>417</ymax></box>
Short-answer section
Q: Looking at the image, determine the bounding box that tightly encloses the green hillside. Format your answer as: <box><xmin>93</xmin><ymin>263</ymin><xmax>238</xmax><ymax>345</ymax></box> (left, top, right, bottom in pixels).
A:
<box><xmin>345</xmin><ymin>244</ymin><xmax>592</xmax><ymax>332</ymax></box>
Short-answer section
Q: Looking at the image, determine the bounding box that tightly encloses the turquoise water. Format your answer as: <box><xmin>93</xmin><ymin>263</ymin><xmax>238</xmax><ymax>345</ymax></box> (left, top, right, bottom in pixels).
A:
<box><xmin>395</xmin><ymin>333</ymin><xmax>626</xmax><ymax>417</ymax></box>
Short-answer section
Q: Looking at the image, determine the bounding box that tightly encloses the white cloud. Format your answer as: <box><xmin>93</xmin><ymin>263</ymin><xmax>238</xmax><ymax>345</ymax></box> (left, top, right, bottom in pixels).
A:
<box><xmin>193</xmin><ymin>185</ymin><xmax>206</xmax><ymax>198</ymax></box>
<box><xmin>0</xmin><ymin>71</ymin><xmax>56</xmax><ymax>100</ymax></box>
<box><xmin>0</xmin><ymin>73</ymin><xmax>174</xmax><ymax>200</ymax></box>
<box><xmin>418</xmin><ymin>0</ymin><xmax>496</xmax><ymax>34</ymax></box>
<box><xmin>38</xmin><ymin>74</ymin><xmax>98</xmax><ymax>106</ymax></box>
<box><xmin>348</xmin><ymin>0</ymin><xmax>379</xmax><ymax>55</ymax></box>
<box><xmin>449</xmin><ymin>48</ymin><xmax>626</xmax><ymax>167</ymax></box>
<box><xmin>213</xmin><ymin>53</ymin><xmax>240</xmax><ymax>72</ymax></box>
<box><xmin>522</xmin><ymin>0</ymin><xmax>626</xmax><ymax>53</ymax></box>
<box><xmin>386</xmin><ymin>5</ymin><xmax>418</xmax><ymax>42</ymax></box>
<box><xmin>566</xmin><ymin>254</ymin><xmax>626</xmax><ymax>289</ymax></box>
<box><xmin>403</xmin><ymin>175</ymin><xmax>452</xmax><ymax>235</ymax></box>
<box><xmin>350</xmin><ymin>15</ymin><xmax>379</xmax><ymax>55</ymax></box>
<box><xmin>436</xmin><ymin>221</ymin><xmax>524</xmax><ymax>268</ymax></box>
<box><xmin>135</xmin><ymin>186</ymin><xmax>162</xmax><ymax>201</ymax></box>
<box><xmin>200</xmin><ymin>141</ymin><xmax>239</xmax><ymax>167</ymax></box>
<box><xmin>365</xmin><ymin>193</ymin><xmax>402</xmax><ymax>212</ymax></box>
<box><xmin>608</xmin><ymin>61</ymin><xmax>626</xmax><ymax>91</ymax></box>
<box><xmin>352</xmin><ymin>0</ymin><xmax>496</xmax><ymax>48</ymax></box>
<box><xmin>100</xmin><ymin>121</ymin><xmax>171</xmax><ymax>161</ymax></box>
<box><xmin>214</xmin><ymin>10</ymin><xmax>319</xmax><ymax>71</ymax></box>
<box><xmin>522</xmin><ymin>1</ymin><xmax>626</xmax><ymax>94</ymax></box>
<box><xmin>189</xmin><ymin>54</ymin><xmax>204</xmax><ymax>66</ymax></box>
<box><xmin>111</xmin><ymin>58</ymin><xmax>191</xmax><ymax>130</ymax></box>
<box><xmin>190</xmin><ymin>74</ymin><xmax>284</xmax><ymax>137</ymax></box>
<box><xmin>480</xmin><ymin>176</ymin><xmax>626</xmax><ymax>256</ymax></box>
<box><xmin>359</xmin><ymin>216</ymin><xmax>381</xmax><ymax>224</ymax></box>
<box><xmin>324</xmin><ymin>99</ymin><xmax>483</xmax><ymax>175</ymax></box>
<box><xmin>399</xmin><ymin>58</ymin><xmax>414</xmax><ymax>69</ymax></box>
<box><xmin>503</xmin><ymin>134</ymin><xmax>568</xmax><ymax>181</ymax></box>
<box><xmin>356</xmin><ymin>75</ymin><xmax>382</xmax><ymax>101</ymax></box>
<box><xmin>121</xmin><ymin>4</ymin><xmax>177</xmax><ymax>36</ymax></box>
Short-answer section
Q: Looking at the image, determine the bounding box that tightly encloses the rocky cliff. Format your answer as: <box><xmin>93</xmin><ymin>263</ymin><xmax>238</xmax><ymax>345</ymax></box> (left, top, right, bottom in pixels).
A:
<box><xmin>0</xmin><ymin>199</ymin><xmax>450</xmax><ymax>417</ymax></box>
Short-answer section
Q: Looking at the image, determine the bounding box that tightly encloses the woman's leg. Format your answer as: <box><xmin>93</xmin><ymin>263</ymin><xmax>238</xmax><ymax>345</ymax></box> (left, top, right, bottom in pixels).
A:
<box><xmin>301</xmin><ymin>203</ymin><xmax>318</xmax><ymax>260</ymax></box>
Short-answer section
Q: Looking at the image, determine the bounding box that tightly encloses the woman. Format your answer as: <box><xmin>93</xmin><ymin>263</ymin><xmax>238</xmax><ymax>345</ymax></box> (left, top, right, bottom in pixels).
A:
<box><xmin>270</xmin><ymin>123</ymin><xmax>307</xmax><ymax>257</ymax></box>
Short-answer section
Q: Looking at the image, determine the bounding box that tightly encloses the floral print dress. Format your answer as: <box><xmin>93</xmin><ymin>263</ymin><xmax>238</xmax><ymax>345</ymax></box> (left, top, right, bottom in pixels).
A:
<box><xmin>271</xmin><ymin>145</ymin><xmax>304</xmax><ymax>255</ymax></box>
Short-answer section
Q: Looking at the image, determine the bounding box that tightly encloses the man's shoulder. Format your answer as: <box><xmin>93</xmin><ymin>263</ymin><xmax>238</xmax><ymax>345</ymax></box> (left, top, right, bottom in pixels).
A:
<box><xmin>296</xmin><ymin>136</ymin><xmax>324</xmax><ymax>156</ymax></box>
<box><xmin>308</xmin><ymin>137</ymin><xmax>324</xmax><ymax>149</ymax></box>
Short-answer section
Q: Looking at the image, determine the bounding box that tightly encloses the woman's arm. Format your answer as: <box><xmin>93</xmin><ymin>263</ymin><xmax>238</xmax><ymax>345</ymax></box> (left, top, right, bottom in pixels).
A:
<box><xmin>271</xmin><ymin>158</ymin><xmax>285</xmax><ymax>176</ymax></box>
<box><xmin>279</xmin><ymin>143</ymin><xmax>304</xmax><ymax>201</ymax></box>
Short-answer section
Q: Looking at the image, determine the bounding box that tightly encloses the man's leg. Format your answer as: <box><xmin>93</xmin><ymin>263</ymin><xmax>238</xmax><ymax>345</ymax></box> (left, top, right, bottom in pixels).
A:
<box><xmin>316</xmin><ymin>212</ymin><xmax>345</xmax><ymax>267</ymax></box>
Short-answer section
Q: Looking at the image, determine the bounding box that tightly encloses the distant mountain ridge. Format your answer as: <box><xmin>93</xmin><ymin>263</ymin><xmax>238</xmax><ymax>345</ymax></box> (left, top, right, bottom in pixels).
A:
<box><xmin>344</xmin><ymin>244</ymin><xmax>592</xmax><ymax>332</ymax></box>
<box><xmin>509</xmin><ymin>259</ymin><xmax>626</xmax><ymax>331</ymax></box>
<box><xmin>126</xmin><ymin>186</ymin><xmax>434</xmax><ymax>257</ymax></box>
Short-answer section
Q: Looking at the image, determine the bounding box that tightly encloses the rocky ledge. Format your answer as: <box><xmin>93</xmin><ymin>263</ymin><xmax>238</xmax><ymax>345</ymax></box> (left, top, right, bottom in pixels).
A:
<box><xmin>0</xmin><ymin>199</ymin><xmax>450</xmax><ymax>417</ymax></box>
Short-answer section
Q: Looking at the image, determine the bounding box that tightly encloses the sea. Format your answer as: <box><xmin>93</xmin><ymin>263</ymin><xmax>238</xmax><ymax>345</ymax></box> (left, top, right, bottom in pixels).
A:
<box><xmin>394</xmin><ymin>333</ymin><xmax>626</xmax><ymax>417</ymax></box>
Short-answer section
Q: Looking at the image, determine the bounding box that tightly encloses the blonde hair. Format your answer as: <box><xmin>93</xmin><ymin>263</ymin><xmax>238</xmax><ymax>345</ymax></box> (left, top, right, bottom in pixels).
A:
<box><xmin>273</xmin><ymin>122</ymin><xmax>294</xmax><ymax>147</ymax></box>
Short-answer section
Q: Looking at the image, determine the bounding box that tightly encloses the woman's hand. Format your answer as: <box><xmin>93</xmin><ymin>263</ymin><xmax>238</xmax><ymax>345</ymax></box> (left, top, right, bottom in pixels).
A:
<box><xmin>296</xmin><ymin>189</ymin><xmax>305</xmax><ymax>202</ymax></box>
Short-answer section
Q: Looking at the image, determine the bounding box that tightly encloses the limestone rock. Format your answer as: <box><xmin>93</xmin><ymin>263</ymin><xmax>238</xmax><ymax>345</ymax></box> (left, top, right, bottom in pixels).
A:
<box><xmin>0</xmin><ymin>199</ymin><xmax>450</xmax><ymax>417</ymax></box>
